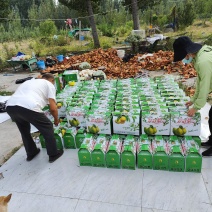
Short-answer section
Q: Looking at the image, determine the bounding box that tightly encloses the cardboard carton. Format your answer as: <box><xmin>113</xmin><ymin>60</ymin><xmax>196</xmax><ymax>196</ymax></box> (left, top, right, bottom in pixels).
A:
<box><xmin>121</xmin><ymin>135</ymin><xmax>137</xmax><ymax>170</ymax></box>
<box><xmin>152</xmin><ymin>135</ymin><xmax>169</xmax><ymax>170</ymax></box>
<box><xmin>75</xmin><ymin>128</ymin><xmax>86</xmax><ymax>148</ymax></box>
<box><xmin>66</xmin><ymin>107</ymin><xmax>87</xmax><ymax>127</ymax></box>
<box><xmin>182</xmin><ymin>136</ymin><xmax>202</xmax><ymax>173</ymax></box>
<box><xmin>91</xmin><ymin>134</ymin><xmax>109</xmax><ymax>167</ymax></box>
<box><xmin>63</xmin><ymin>129</ymin><xmax>76</xmax><ymax>149</ymax></box>
<box><xmin>168</xmin><ymin>136</ymin><xmax>185</xmax><ymax>172</ymax></box>
<box><xmin>54</xmin><ymin>129</ymin><xmax>63</xmax><ymax>150</ymax></box>
<box><xmin>142</xmin><ymin>111</ymin><xmax>170</xmax><ymax>135</ymax></box>
<box><xmin>86</xmin><ymin>113</ymin><xmax>112</xmax><ymax>135</ymax></box>
<box><xmin>56</xmin><ymin>98</ymin><xmax>66</xmax><ymax>118</ymax></box>
<box><xmin>106</xmin><ymin>135</ymin><xmax>123</xmax><ymax>168</ymax></box>
<box><xmin>171</xmin><ymin>112</ymin><xmax>201</xmax><ymax>136</ymax></box>
<box><xmin>137</xmin><ymin>134</ymin><xmax>153</xmax><ymax>169</ymax></box>
<box><xmin>78</xmin><ymin>134</ymin><xmax>95</xmax><ymax>166</ymax></box>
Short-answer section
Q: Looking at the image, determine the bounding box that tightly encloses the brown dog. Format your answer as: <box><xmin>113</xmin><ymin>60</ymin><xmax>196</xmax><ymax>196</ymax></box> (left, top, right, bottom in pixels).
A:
<box><xmin>0</xmin><ymin>194</ymin><xmax>12</xmax><ymax>212</ymax></box>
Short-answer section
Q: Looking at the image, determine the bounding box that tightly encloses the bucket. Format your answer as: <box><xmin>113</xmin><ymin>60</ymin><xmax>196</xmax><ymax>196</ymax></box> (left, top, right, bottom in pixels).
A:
<box><xmin>36</xmin><ymin>60</ymin><xmax>45</xmax><ymax>70</ymax></box>
<box><xmin>57</xmin><ymin>55</ymin><xmax>64</xmax><ymax>62</ymax></box>
<box><xmin>117</xmin><ymin>50</ymin><xmax>125</xmax><ymax>59</ymax></box>
<box><xmin>79</xmin><ymin>35</ymin><xmax>84</xmax><ymax>41</ymax></box>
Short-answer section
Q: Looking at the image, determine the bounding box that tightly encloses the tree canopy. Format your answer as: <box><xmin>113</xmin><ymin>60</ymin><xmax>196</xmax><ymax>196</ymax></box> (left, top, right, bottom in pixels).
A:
<box><xmin>0</xmin><ymin>0</ymin><xmax>10</xmax><ymax>23</ymax></box>
<box><xmin>121</xmin><ymin>0</ymin><xmax>161</xmax><ymax>12</ymax></box>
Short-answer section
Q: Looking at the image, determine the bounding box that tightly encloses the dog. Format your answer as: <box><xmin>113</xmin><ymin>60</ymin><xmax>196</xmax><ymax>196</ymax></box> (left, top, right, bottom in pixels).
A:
<box><xmin>0</xmin><ymin>194</ymin><xmax>12</xmax><ymax>212</ymax></box>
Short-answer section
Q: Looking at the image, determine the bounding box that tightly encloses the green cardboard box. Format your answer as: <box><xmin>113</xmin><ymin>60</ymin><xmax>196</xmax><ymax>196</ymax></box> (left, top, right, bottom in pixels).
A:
<box><xmin>75</xmin><ymin>128</ymin><xmax>86</xmax><ymax>148</ymax></box>
<box><xmin>183</xmin><ymin>136</ymin><xmax>202</xmax><ymax>173</ymax></box>
<box><xmin>152</xmin><ymin>135</ymin><xmax>169</xmax><ymax>170</ymax></box>
<box><xmin>106</xmin><ymin>135</ymin><xmax>123</xmax><ymax>169</ymax></box>
<box><xmin>168</xmin><ymin>136</ymin><xmax>185</xmax><ymax>172</ymax></box>
<box><xmin>40</xmin><ymin>129</ymin><xmax>63</xmax><ymax>150</ymax></box>
<box><xmin>192</xmin><ymin>136</ymin><xmax>201</xmax><ymax>147</ymax></box>
<box><xmin>121</xmin><ymin>135</ymin><xmax>137</xmax><ymax>170</ymax></box>
<box><xmin>137</xmin><ymin>134</ymin><xmax>153</xmax><ymax>169</ymax></box>
<box><xmin>54</xmin><ymin>129</ymin><xmax>63</xmax><ymax>150</ymax></box>
<box><xmin>78</xmin><ymin>134</ymin><xmax>95</xmax><ymax>166</ymax></box>
<box><xmin>63</xmin><ymin>129</ymin><xmax>76</xmax><ymax>149</ymax></box>
<box><xmin>91</xmin><ymin>134</ymin><xmax>109</xmax><ymax>167</ymax></box>
<box><xmin>63</xmin><ymin>70</ymin><xmax>79</xmax><ymax>84</ymax></box>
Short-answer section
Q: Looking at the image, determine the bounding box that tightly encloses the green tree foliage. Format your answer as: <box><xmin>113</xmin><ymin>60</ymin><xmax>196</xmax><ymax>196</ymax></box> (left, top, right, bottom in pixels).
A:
<box><xmin>96</xmin><ymin>3</ymin><xmax>131</xmax><ymax>37</ymax></box>
<box><xmin>28</xmin><ymin>1</ymin><xmax>40</xmax><ymax>28</ymax></box>
<box><xmin>59</xmin><ymin>0</ymin><xmax>101</xmax><ymax>48</ymax></box>
<box><xmin>9</xmin><ymin>0</ymin><xmax>41</xmax><ymax>26</ymax></box>
<box><xmin>193</xmin><ymin>0</ymin><xmax>212</xmax><ymax>19</ymax></box>
<box><xmin>177</xmin><ymin>0</ymin><xmax>196</xmax><ymax>29</ymax></box>
<box><xmin>37</xmin><ymin>0</ymin><xmax>55</xmax><ymax>22</ymax></box>
<box><xmin>205</xmin><ymin>0</ymin><xmax>212</xmax><ymax>15</ymax></box>
<box><xmin>39</xmin><ymin>19</ymin><xmax>57</xmax><ymax>37</ymax></box>
<box><xmin>0</xmin><ymin>0</ymin><xmax>10</xmax><ymax>23</ymax></box>
<box><xmin>53</xmin><ymin>4</ymin><xmax>77</xmax><ymax>30</ymax></box>
<box><xmin>59</xmin><ymin>0</ymin><xmax>100</xmax><ymax>14</ymax></box>
<box><xmin>121</xmin><ymin>0</ymin><xmax>161</xmax><ymax>12</ymax></box>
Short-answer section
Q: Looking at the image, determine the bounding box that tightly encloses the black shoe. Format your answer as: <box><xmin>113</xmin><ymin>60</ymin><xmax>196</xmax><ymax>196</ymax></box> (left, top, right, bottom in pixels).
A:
<box><xmin>202</xmin><ymin>147</ymin><xmax>212</xmax><ymax>157</ymax></box>
<box><xmin>201</xmin><ymin>140</ymin><xmax>212</xmax><ymax>147</ymax></box>
<box><xmin>26</xmin><ymin>148</ymin><xmax>40</xmax><ymax>161</ymax></box>
<box><xmin>49</xmin><ymin>150</ymin><xmax>64</xmax><ymax>163</ymax></box>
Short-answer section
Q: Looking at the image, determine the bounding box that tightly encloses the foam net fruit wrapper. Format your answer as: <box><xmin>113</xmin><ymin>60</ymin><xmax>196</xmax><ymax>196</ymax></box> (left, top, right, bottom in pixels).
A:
<box><xmin>95</xmin><ymin>135</ymin><xmax>109</xmax><ymax>153</ymax></box>
<box><xmin>82</xmin><ymin>137</ymin><xmax>96</xmax><ymax>152</ymax></box>
<box><xmin>137</xmin><ymin>139</ymin><xmax>153</xmax><ymax>154</ymax></box>
<box><xmin>123</xmin><ymin>136</ymin><xmax>137</xmax><ymax>154</ymax></box>
<box><xmin>181</xmin><ymin>139</ymin><xmax>199</xmax><ymax>155</ymax></box>
<box><xmin>151</xmin><ymin>139</ymin><xmax>170</xmax><ymax>154</ymax></box>
<box><xmin>169</xmin><ymin>140</ymin><xmax>185</xmax><ymax>156</ymax></box>
<box><xmin>108</xmin><ymin>137</ymin><xmax>123</xmax><ymax>153</ymax></box>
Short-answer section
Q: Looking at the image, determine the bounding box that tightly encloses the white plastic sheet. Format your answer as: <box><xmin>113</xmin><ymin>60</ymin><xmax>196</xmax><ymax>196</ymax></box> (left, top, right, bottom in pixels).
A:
<box><xmin>0</xmin><ymin>96</ymin><xmax>11</xmax><ymax>123</ymax></box>
<box><xmin>199</xmin><ymin>103</ymin><xmax>211</xmax><ymax>141</ymax></box>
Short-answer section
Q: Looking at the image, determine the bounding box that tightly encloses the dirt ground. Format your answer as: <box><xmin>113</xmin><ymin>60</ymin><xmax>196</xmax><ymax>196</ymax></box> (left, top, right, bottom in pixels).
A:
<box><xmin>0</xmin><ymin>66</ymin><xmax>40</xmax><ymax>93</ymax></box>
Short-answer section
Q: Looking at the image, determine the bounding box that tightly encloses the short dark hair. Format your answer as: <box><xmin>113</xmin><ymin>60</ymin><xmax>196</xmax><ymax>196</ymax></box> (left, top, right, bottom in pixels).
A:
<box><xmin>42</xmin><ymin>73</ymin><xmax>55</xmax><ymax>80</ymax></box>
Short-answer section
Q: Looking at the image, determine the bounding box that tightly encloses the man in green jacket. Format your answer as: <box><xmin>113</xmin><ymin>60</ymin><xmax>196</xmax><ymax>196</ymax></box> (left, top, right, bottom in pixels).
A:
<box><xmin>173</xmin><ymin>36</ymin><xmax>212</xmax><ymax>156</ymax></box>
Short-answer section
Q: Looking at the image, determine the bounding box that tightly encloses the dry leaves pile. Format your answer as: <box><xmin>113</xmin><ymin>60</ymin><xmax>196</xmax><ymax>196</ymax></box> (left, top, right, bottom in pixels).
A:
<box><xmin>184</xmin><ymin>87</ymin><xmax>196</xmax><ymax>97</ymax></box>
<box><xmin>41</xmin><ymin>48</ymin><xmax>197</xmax><ymax>79</ymax></box>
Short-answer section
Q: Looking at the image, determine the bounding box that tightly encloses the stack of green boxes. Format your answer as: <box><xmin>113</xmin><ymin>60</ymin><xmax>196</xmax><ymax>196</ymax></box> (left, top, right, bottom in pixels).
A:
<box><xmin>86</xmin><ymin>80</ymin><xmax>117</xmax><ymax>134</ymax></box>
<box><xmin>39</xmin><ymin>74</ymin><xmax>203</xmax><ymax>173</ymax></box>
<box><xmin>113</xmin><ymin>79</ymin><xmax>140</xmax><ymax>135</ymax></box>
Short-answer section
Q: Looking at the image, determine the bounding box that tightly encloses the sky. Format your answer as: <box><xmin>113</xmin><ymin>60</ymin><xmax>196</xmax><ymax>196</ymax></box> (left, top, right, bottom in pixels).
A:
<box><xmin>54</xmin><ymin>0</ymin><xmax>58</xmax><ymax>5</ymax></box>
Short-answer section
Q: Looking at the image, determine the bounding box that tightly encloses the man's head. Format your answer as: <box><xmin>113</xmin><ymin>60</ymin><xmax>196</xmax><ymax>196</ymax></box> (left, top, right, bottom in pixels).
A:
<box><xmin>173</xmin><ymin>36</ymin><xmax>202</xmax><ymax>62</ymax></box>
<box><xmin>42</xmin><ymin>73</ymin><xmax>55</xmax><ymax>84</ymax></box>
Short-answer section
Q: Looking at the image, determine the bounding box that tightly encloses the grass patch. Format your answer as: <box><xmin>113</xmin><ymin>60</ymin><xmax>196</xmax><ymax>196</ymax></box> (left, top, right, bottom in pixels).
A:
<box><xmin>0</xmin><ymin>19</ymin><xmax>211</xmax><ymax>67</ymax></box>
<box><xmin>0</xmin><ymin>91</ymin><xmax>14</xmax><ymax>96</ymax></box>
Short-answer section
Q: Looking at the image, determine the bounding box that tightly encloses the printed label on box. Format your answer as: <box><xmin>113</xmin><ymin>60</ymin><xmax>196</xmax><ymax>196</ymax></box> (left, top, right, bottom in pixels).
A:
<box><xmin>142</xmin><ymin>112</ymin><xmax>170</xmax><ymax>135</ymax></box>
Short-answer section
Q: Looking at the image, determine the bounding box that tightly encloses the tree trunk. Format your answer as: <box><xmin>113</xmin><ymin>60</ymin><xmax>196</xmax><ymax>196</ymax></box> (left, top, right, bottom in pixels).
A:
<box><xmin>87</xmin><ymin>0</ymin><xmax>100</xmax><ymax>48</ymax></box>
<box><xmin>131</xmin><ymin>0</ymin><xmax>140</xmax><ymax>30</ymax></box>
